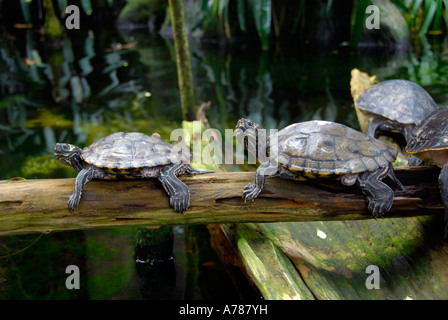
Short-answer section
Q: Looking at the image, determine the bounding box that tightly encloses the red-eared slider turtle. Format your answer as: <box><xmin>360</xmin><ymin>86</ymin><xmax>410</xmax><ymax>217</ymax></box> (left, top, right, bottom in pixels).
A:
<box><xmin>406</xmin><ymin>106</ymin><xmax>448</xmax><ymax>239</ymax></box>
<box><xmin>235</xmin><ymin>119</ymin><xmax>404</xmax><ymax>217</ymax></box>
<box><xmin>355</xmin><ymin>80</ymin><xmax>437</xmax><ymax>143</ymax></box>
<box><xmin>54</xmin><ymin>132</ymin><xmax>212</xmax><ymax>213</ymax></box>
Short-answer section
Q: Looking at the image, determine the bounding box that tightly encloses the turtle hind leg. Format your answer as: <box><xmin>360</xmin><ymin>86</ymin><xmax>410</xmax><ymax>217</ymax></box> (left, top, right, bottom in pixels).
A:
<box><xmin>356</xmin><ymin>164</ymin><xmax>398</xmax><ymax>217</ymax></box>
<box><xmin>68</xmin><ymin>166</ymin><xmax>105</xmax><ymax>211</ymax></box>
<box><xmin>438</xmin><ymin>163</ymin><xmax>448</xmax><ymax>241</ymax></box>
<box><xmin>243</xmin><ymin>161</ymin><xmax>280</xmax><ymax>201</ymax></box>
<box><xmin>158</xmin><ymin>163</ymin><xmax>190</xmax><ymax>213</ymax></box>
<box><xmin>185</xmin><ymin>164</ymin><xmax>214</xmax><ymax>175</ymax></box>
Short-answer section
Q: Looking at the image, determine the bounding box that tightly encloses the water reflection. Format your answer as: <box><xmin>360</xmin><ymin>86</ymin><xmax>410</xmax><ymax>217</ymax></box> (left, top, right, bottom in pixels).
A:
<box><xmin>2</xmin><ymin>30</ymin><xmax>447</xmax><ymax>178</ymax></box>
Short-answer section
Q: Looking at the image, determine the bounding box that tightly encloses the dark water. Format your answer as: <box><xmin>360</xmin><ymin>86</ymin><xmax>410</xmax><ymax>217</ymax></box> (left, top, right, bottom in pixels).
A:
<box><xmin>1</xmin><ymin>26</ymin><xmax>447</xmax><ymax>299</ymax></box>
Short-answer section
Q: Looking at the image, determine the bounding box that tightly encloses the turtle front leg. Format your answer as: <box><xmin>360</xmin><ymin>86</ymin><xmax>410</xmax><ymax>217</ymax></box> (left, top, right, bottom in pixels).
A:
<box><xmin>356</xmin><ymin>164</ymin><xmax>402</xmax><ymax>217</ymax></box>
<box><xmin>438</xmin><ymin>162</ymin><xmax>448</xmax><ymax>240</ymax></box>
<box><xmin>68</xmin><ymin>166</ymin><xmax>105</xmax><ymax>211</ymax></box>
<box><xmin>158</xmin><ymin>163</ymin><xmax>190</xmax><ymax>213</ymax></box>
<box><xmin>243</xmin><ymin>161</ymin><xmax>279</xmax><ymax>201</ymax></box>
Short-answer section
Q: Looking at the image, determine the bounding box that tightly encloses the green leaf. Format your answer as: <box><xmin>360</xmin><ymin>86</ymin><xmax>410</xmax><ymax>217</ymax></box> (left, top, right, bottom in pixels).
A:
<box><xmin>224</xmin><ymin>0</ymin><xmax>231</xmax><ymax>38</ymax></box>
<box><xmin>431</xmin><ymin>0</ymin><xmax>443</xmax><ymax>31</ymax></box>
<box><xmin>218</xmin><ymin>0</ymin><xmax>228</xmax><ymax>17</ymax></box>
<box><xmin>57</xmin><ymin>0</ymin><xmax>68</xmax><ymax>16</ymax></box>
<box><xmin>191</xmin><ymin>0</ymin><xmax>208</xmax><ymax>32</ymax></box>
<box><xmin>80</xmin><ymin>0</ymin><xmax>93</xmax><ymax>15</ymax></box>
<box><xmin>248</xmin><ymin>0</ymin><xmax>271</xmax><ymax>50</ymax></box>
<box><xmin>237</xmin><ymin>0</ymin><xmax>246</xmax><ymax>31</ymax></box>
<box><xmin>325</xmin><ymin>0</ymin><xmax>333</xmax><ymax>16</ymax></box>
<box><xmin>290</xmin><ymin>0</ymin><xmax>305</xmax><ymax>35</ymax></box>
<box><xmin>403</xmin><ymin>0</ymin><xmax>413</xmax><ymax>8</ymax></box>
<box><xmin>412</xmin><ymin>0</ymin><xmax>424</xmax><ymax>15</ymax></box>
<box><xmin>390</xmin><ymin>0</ymin><xmax>409</xmax><ymax>12</ymax></box>
<box><xmin>211</xmin><ymin>0</ymin><xmax>219</xmax><ymax>17</ymax></box>
<box><xmin>20</xmin><ymin>0</ymin><xmax>31</xmax><ymax>24</ymax></box>
<box><xmin>81</xmin><ymin>77</ymin><xmax>91</xmax><ymax>99</ymax></box>
<box><xmin>411</xmin><ymin>0</ymin><xmax>424</xmax><ymax>19</ymax></box>
<box><xmin>70</xmin><ymin>76</ymin><xmax>84</xmax><ymax>103</ymax></box>
<box><xmin>420</xmin><ymin>0</ymin><xmax>438</xmax><ymax>35</ymax></box>
<box><xmin>201</xmin><ymin>0</ymin><xmax>208</xmax><ymax>12</ymax></box>
<box><xmin>407</xmin><ymin>0</ymin><xmax>423</xmax><ymax>29</ymax></box>
<box><xmin>443</xmin><ymin>0</ymin><xmax>448</xmax><ymax>26</ymax></box>
<box><xmin>351</xmin><ymin>0</ymin><xmax>369</xmax><ymax>49</ymax></box>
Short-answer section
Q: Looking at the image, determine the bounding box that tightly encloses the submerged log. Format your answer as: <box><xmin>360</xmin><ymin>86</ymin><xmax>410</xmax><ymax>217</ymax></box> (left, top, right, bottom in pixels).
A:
<box><xmin>0</xmin><ymin>166</ymin><xmax>443</xmax><ymax>236</ymax></box>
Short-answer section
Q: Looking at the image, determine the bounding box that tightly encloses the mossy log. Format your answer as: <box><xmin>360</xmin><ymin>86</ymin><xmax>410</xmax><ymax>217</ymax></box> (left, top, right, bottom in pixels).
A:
<box><xmin>0</xmin><ymin>166</ymin><xmax>443</xmax><ymax>236</ymax></box>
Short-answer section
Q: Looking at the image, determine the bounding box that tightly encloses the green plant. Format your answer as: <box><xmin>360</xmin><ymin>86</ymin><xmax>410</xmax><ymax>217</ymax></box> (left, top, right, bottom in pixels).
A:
<box><xmin>194</xmin><ymin>0</ymin><xmax>273</xmax><ymax>50</ymax></box>
<box><xmin>398</xmin><ymin>0</ymin><xmax>447</xmax><ymax>35</ymax></box>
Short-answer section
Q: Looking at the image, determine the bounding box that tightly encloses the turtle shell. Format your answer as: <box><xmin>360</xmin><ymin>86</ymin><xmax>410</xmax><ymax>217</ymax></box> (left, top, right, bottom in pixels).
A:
<box><xmin>355</xmin><ymin>80</ymin><xmax>437</xmax><ymax>125</ymax></box>
<box><xmin>81</xmin><ymin>132</ymin><xmax>187</xmax><ymax>171</ymax></box>
<box><xmin>406</xmin><ymin>106</ymin><xmax>448</xmax><ymax>154</ymax></box>
<box><xmin>270</xmin><ymin>121</ymin><xmax>398</xmax><ymax>176</ymax></box>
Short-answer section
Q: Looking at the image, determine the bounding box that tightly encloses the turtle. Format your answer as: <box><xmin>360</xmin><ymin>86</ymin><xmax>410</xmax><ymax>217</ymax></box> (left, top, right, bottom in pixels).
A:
<box><xmin>406</xmin><ymin>106</ymin><xmax>448</xmax><ymax>240</ymax></box>
<box><xmin>235</xmin><ymin>119</ymin><xmax>404</xmax><ymax>217</ymax></box>
<box><xmin>354</xmin><ymin>79</ymin><xmax>438</xmax><ymax>146</ymax></box>
<box><xmin>54</xmin><ymin>132</ymin><xmax>213</xmax><ymax>213</ymax></box>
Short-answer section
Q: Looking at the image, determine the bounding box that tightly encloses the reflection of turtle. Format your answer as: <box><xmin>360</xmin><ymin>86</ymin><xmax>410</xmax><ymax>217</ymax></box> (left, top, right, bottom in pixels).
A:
<box><xmin>355</xmin><ymin>80</ymin><xmax>437</xmax><ymax>143</ymax></box>
<box><xmin>236</xmin><ymin>119</ymin><xmax>404</xmax><ymax>217</ymax></box>
<box><xmin>406</xmin><ymin>106</ymin><xmax>448</xmax><ymax>240</ymax></box>
<box><xmin>54</xmin><ymin>132</ymin><xmax>212</xmax><ymax>213</ymax></box>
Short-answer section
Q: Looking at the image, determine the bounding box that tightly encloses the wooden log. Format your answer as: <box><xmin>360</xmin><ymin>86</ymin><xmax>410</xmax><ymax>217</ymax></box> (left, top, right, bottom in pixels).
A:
<box><xmin>0</xmin><ymin>166</ymin><xmax>443</xmax><ymax>236</ymax></box>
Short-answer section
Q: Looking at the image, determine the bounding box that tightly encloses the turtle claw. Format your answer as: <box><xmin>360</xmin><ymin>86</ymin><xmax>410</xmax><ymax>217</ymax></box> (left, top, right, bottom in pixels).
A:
<box><xmin>170</xmin><ymin>193</ymin><xmax>189</xmax><ymax>214</ymax></box>
<box><xmin>357</xmin><ymin>165</ymin><xmax>396</xmax><ymax>218</ymax></box>
<box><xmin>68</xmin><ymin>193</ymin><xmax>80</xmax><ymax>211</ymax></box>
<box><xmin>243</xmin><ymin>182</ymin><xmax>262</xmax><ymax>201</ymax></box>
<box><xmin>369</xmin><ymin>203</ymin><xmax>384</xmax><ymax>219</ymax></box>
<box><xmin>366</xmin><ymin>193</ymin><xmax>392</xmax><ymax>218</ymax></box>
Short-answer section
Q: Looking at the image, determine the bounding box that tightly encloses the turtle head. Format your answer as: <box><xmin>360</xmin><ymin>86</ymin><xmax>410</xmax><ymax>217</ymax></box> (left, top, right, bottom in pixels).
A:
<box><xmin>54</xmin><ymin>143</ymin><xmax>84</xmax><ymax>171</ymax></box>
<box><xmin>235</xmin><ymin>118</ymin><xmax>265</xmax><ymax>133</ymax></box>
<box><xmin>235</xmin><ymin>118</ymin><xmax>269</xmax><ymax>161</ymax></box>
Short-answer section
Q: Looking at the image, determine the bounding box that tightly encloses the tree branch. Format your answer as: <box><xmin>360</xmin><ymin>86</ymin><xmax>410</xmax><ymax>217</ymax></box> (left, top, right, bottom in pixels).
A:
<box><xmin>0</xmin><ymin>166</ymin><xmax>443</xmax><ymax>236</ymax></box>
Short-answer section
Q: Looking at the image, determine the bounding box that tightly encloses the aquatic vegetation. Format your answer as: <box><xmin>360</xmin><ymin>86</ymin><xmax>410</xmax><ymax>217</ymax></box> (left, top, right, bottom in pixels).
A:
<box><xmin>21</xmin><ymin>154</ymin><xmax>73</xmax><ymax>178</ymax></box>
<box><xmin>402</xmin><ymin>0</ymin><xmax>448</xmax><ymax>36</ymax></box>
<box><xmin>24</xmin><ymin>109</ymin><xmax>73</xmax><ymax>129</ymax></box>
